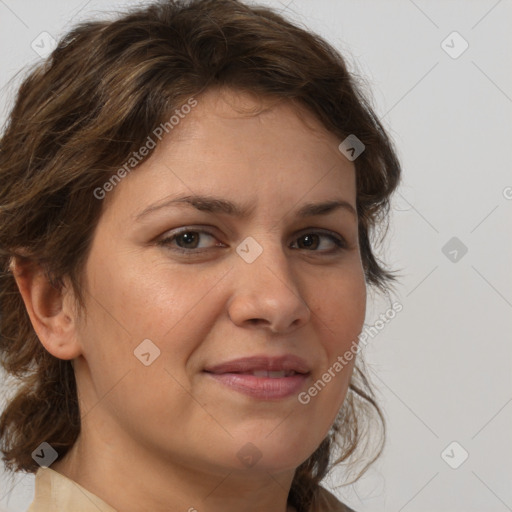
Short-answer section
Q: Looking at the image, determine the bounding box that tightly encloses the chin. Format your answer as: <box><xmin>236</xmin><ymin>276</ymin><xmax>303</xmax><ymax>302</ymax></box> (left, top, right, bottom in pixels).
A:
<box><xmin>224</xmin><ymin>432</ymin><xmax>321</xmax><ymax>475</ymax></box>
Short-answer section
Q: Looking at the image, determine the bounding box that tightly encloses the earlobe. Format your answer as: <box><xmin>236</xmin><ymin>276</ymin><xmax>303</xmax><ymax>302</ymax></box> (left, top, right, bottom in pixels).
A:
<box><xmin>11</xmin><ymin>257</ymin><xmax>82</xmax><ymax>360</ymax></box>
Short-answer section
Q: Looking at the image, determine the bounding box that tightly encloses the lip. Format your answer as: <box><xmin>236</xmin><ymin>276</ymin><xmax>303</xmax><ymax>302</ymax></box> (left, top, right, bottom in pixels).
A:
<box><xmin>204</xmin><ymin>355</ymin><xmax>311</xmax><ymax>374</ymax></box>
<box><xmin>203</xmin><ymin>355</ymin><xmax>311</xmax><ymax>400</ymax></box>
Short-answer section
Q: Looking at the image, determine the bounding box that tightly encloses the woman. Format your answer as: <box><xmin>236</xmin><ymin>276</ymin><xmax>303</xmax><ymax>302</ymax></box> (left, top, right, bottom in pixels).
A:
<box><xmin>0</xmin><ymin>0</ymin><xmax>401</xmax><ymax>511</ymax></box>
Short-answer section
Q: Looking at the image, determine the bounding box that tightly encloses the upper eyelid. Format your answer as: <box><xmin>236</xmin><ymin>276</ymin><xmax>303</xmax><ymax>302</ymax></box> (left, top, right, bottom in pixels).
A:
<box><xmin>157</xmin><ymin>226</ymin><xmax>348</xmax><ymax>247</ymax></box>
<box><xmin>159</xmin><ymin>225</ymin><xmax>346</xmax><ymax>238</ymax></box>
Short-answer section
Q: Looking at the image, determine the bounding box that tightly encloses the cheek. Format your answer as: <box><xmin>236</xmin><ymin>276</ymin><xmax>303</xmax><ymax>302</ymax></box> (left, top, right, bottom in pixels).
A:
<box><xmin>87</xmin><ymin>247</ymin><xmax>198</xmax><ymax>332</ymax></box>
<box><xmin>81</xmin><ymin>254</ymin><xmax>232</xmax><ymax>385</ymax></box>
<box><xmin>314</xmin><ymin>269</ymin><xmax>366</xmax><ymax>347</ymax></box>
<box><xmin>309</xmin><ymin>270</ymin><xmax>365</xmax><ymax>409</ymax></box>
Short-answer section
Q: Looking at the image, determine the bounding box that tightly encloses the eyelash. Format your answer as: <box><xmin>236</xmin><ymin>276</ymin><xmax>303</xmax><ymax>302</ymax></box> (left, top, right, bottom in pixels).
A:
<box><xmin>156</xmin><ymin>228</ymin><xmax>348</xmax><ymax>255</ymax></box>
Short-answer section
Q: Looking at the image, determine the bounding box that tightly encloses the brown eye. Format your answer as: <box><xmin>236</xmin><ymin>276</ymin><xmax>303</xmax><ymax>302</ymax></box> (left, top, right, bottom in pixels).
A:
<box><xmin>158</xmin><ymin>229</ymin><xmax>223</xmax><ymax>253</ymax></box>
<box><xmin>173</xmin><ymin>231</ymin><xmax>200</xmax><ymax>249</ymax></box>
<box><xmin>292</xmin><ymin>231</ymin><xmax>347</xmax><ymax>253</ymax></box>
<box><xmin>157</xmin><ymin>228</ymin><xmax>347</xmax><ymax>256</ymax></box>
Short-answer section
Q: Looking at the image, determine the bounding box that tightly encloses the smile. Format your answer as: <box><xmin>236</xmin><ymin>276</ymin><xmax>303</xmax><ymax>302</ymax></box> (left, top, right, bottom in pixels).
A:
<box><xmin>203</xmin><ymin>355</ymin><xmax>311</xmax><ymax>400</ymax></box>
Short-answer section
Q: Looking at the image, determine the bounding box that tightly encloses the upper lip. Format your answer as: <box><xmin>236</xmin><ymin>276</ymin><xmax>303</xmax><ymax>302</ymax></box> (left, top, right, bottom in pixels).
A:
<box><xmin>204</xmin><ymin>355</ymin><xmax>310</xmax><ymax>374</ymax></box>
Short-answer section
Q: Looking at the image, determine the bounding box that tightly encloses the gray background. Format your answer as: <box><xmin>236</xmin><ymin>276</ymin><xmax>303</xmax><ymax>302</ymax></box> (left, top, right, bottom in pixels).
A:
<box><xmin>1</xmin><ymin>1</ymin><xmax>511</xmax><ymax>511</ymax></box>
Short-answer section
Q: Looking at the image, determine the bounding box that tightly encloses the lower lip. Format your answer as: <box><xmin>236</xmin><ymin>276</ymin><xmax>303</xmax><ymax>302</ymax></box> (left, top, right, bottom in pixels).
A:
<box><xmin>204</xmin><ymin>372</ymin><xmax>309</xmax><ymax>400</ymax></box>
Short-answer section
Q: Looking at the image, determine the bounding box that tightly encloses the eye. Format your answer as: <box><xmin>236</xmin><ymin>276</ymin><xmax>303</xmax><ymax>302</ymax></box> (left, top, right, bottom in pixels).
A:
<box><xmin>156</xmin><ymin>227</ymin><xmax>349</xmax><ymax>255</ymax></box>
<box><xmin>157</xmin><ymin>228</ymin><xmax>223</xmax><ymax>253</ymax></box>
<box><xmin>291</xmin><ymin>231</ymin><xmax>347</xmax><ymax>253</ymax></box>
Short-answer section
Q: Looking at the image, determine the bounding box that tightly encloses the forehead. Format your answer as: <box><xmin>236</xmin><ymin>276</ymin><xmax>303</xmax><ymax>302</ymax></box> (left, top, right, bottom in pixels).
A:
<box><xmin>100</xmin><ymin>87</ymin><xmax>356</xmax><ymax>222</ymax></box>
<box><xmin>170</xmin><ymin>87</ymin><xmax>341</xmax><ymax>147</ymax></box>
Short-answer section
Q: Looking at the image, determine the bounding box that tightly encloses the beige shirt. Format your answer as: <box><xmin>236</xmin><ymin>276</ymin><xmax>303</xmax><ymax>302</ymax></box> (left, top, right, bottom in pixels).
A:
<box><xmin>27</xmin><ymin>467</ymin><xmax>355</xmax><ymax>512</ymax></box>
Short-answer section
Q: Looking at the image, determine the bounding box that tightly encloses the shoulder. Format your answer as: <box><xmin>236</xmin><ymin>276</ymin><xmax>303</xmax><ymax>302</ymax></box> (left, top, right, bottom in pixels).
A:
<box><xmin>313</xmin><ymin>486</ymin><xmax>357</xmax><ymax>512</ymax></box>
<box><xmin>27</xmin><ymin>467</ymin><xmax>117</xmax><ymax>512</ymax></box>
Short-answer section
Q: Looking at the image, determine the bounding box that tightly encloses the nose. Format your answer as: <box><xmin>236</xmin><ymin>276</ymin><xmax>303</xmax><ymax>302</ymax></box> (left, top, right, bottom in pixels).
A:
<box><xmin>227</xmin><ymin>237</ymin><xmax>311</xmax><ymax>334</ymax></box>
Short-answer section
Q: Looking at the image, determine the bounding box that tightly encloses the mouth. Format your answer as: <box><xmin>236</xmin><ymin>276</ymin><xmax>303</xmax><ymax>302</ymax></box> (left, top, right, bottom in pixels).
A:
<box><xmin>203</xmin><ymin>355</ymin><xmax>311</xmax><ymax>400</ymax></box>
<box><xmin>223</xmin><ymin>370</ymin><xmax>300</xmax><ymax>377</ymax></box>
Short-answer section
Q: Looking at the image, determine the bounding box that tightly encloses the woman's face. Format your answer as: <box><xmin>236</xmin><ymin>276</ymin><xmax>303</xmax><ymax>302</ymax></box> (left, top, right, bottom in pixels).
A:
<box><xmin>71</xmin><ymin>88</ymin><xmax>366</xmax><ymax>480</ymax></box>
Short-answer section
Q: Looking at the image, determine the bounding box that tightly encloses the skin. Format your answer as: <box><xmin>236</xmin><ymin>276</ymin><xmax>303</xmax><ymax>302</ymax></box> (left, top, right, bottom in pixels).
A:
<box><xmin>14</xmin><ymin>88</ymin><xmax>366</xmax><ymax>512</ymax></box>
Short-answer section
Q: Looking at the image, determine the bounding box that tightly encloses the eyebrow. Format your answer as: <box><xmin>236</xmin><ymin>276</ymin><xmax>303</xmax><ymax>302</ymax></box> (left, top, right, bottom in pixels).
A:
<box><xmin>135</xmin><ymin>194</ymin><xmax>357</xmax><ymax>221</ymax></box>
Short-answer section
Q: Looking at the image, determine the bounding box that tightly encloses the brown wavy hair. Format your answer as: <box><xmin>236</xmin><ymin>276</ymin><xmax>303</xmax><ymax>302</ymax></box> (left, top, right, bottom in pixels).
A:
<box><xmin>0</xmin><ymin>0</ymin><xmax>401</xmax><ymax>510</ymax></box>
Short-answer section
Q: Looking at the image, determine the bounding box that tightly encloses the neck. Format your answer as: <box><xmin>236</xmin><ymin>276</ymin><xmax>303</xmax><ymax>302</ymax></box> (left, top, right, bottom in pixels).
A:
<box><xmin>52</xmin><ymin>428</ymin><xmax>298</xmax><ymax>512</ymax></box>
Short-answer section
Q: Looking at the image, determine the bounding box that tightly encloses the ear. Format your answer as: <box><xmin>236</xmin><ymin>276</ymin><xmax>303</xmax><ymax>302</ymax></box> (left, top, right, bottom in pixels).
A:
<box><xmin>11</xmin><ymin>257</ymin><xmax>83</xmax><ymax>360</ymax></box>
